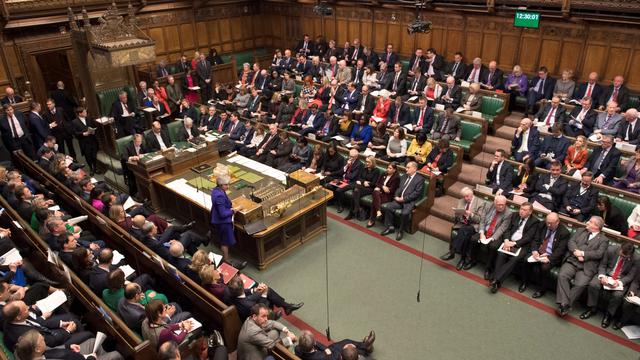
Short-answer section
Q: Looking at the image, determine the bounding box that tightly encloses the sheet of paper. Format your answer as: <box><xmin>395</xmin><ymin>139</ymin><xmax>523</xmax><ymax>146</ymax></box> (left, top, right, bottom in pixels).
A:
<box><xmin>479</xmin><ymin>237</ymin><xmax>492</xmax><ymax>245</ymax></box>
<box><xmin>0</xmin><ymin>248</ymin><xmax>22</xmax><ymax>265</ymax></box>
<box><xmin>403</xmin><ymin>123</ymin><xmax>414</xmax><ymax>131</ymax></box>
<box><xmin>532</xmin><ymin>200</ymin><xmax>551</xmax><ymax>213</ymax></box>
<box><xmin>621</xmin><ymin>325</ymin><xmax>640</xmax><ymax>340</ymax></box>
<box><xmin>408</xmin><ymin>96</ymin><xmax>418</xmax><ymax>102</ymax></box>
<box><xmin>460</xmin><ymin>81</ymin><xmax>470</xmax><ymax>88</ymax></box>
<box><xmin>475</xmin><ymin>184</ymin><xmax>493</xmax><ymax>195</ymax></box>
<box><xmin>188</xmin><ymin>86</ymin><xmax>201</xmax><ymax>90</ymax></box>
<box><xmin>67</xmin><ymin>215</ymin><xmax>88</xmax><ymax>226</ymax></box>
<box><xmin>331</xmin><ymin>135</ymin><xmax>346</xmax><ymax>141</ymax></box>
<box><xmin>119</xmin><ymin>265</ymin><xmax>135</xmax><ymax>278</ymax></box>
<box><xmin>92</xmin><ymin>332</ymin><xmax>107</xmax><ymax>354</ymax></box>
<box><xmin>48</xmin><ymin>205</ymin><xmax>60</xmax><ymax>211</ymax></box>
<box><xmin>498</xmin><ymin>243</ymin><xmax>521</xmax><ymax>257</ymax></box>
<box><xmin>625</xmin><ymin>295</ymin><xmax>640</xmax><ymax>306</ymax></box>
<box><xmin>363</xmin><ymin>148</ymin><xmax>377</xmax><ymax>157</ymax></box>
<box><xmin>123</xmin><ymin>196</ymin><xmax>141</xmax><ymax>211</ymax></box>
<box><xmin>142</xmin><ymin>107</ymin><xmax>156</xmax><ymax>113</ymax></box>
<box><xmin>111</xmin><ymin>250</ymin><xmax>125</xmax><ymax>265</ymax></box>
<box><xmin>12</xmin><ymin>221</ymin><xmax>22</xmax><ymax>229</ymax></box>
<box><xmin>616</xmin><ymin>142</ymin><xmax>636</xmax><ymax>152</ymax></box>
<box><xmin>208</xmin><ymin>252</ymin><xmax>223</xmax><ymax>267</ymax></box>
<box><xmin>472</xmin><ymin>111</ymin><xmax>483</xmax><ymax>118</ymax></box>
<box><xmin>35</xmin><ymin>290</ymin><xmax>67</xmax><ymax>313</ymax></box>
<box><xmin>435</xmin><ymin>104</ymin><xmax>445</xmax><ymax>111</ymax></box>
<box><xmin>455</xmin><ymin>107</ymin><xmax>465</xmax><ymax>113</ymax></box>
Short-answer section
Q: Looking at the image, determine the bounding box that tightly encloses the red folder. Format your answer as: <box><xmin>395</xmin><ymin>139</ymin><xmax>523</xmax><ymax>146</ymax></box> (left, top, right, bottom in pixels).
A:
<box><xmin>218</xmin><ymin>263</ymin><xmax>239</xmax><ymax>284</ymax></box>
<box><xmin>239</xmin><ymin>273</ymin><xmax>256</xmax><ymax>289</ymax></box>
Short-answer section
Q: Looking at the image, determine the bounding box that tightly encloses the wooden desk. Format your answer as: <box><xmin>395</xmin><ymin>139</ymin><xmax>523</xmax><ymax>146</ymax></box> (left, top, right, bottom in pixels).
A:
<box><xmin>151</xmin><ymin>155</ymin><xmax>332</xmax><ymax>270</ymax></box>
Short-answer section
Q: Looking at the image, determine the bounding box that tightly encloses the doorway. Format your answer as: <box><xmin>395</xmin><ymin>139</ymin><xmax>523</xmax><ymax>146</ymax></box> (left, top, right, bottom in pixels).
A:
<box><xmin>35</xmin><ymin>50</ymin><xmax>79</xmax><ymax>101</ymax></box>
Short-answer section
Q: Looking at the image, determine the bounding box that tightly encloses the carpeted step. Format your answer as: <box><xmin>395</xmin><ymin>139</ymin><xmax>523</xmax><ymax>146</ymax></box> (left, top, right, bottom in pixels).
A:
<box><xmin>419</xmin><ymin>215</ymin><xmax>452</xmax><ymax>242</ymax></box>
<box><xmin>446</xmin><ymin>181</ymin><xmax>467</xmax><ymax>198</ymax></box>
<box><xmin>495</xmin><ymin>125</ymin><xmax>517</xmax><ymax>141</ymax></box>
<box><xmin>429</xmin><ymin>195</ymin><xmax>458</xmax><ymax>222</ymax></box>
<box><xmin>457</xmin><ymin>163</ymin><xmax>487</xmax><ymax>186</ymax></box>
<box><xmin>504</xmin><ymin>113</ymin><xmax>526</xmax><ymax>127</ymax></box>
<box><xmin>482</xmin><ymin>136</ymin><xmax>512</xmax><ymax>154</ymax></box>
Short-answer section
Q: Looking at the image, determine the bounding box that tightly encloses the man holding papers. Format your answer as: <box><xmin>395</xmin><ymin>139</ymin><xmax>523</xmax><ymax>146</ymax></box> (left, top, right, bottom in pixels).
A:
<box><xmin>555</xmin><ymin>216</ymin><xmax>609</xmax><ymax>317</ymax></box>
<box><xmin>488</xmin><ymin>202</ymin><xmax>539</xmax><ymax>293</ymax></box>
<box><xmin>522</xmin><ymin>212</ymin><xmax>570</xmax><ymax>299</ymax></box>
<box><xmin>614</xmin><ymin>270</ymin><xmax>640</xmax><ymax>330</ymax></box>
<box><xmin>465</xmin><ymin>195</ymin><xmax>512</xmax><ymax>271</ymax></box>
<box><xmin>582</xmin><ymin>242</ymin><xmax>638</xmax><ymax>328</ymax></box>
<box><xmin>14</xmin><ymin>329</ymin><xmax>122</xmax><ymax>360</ymax></box>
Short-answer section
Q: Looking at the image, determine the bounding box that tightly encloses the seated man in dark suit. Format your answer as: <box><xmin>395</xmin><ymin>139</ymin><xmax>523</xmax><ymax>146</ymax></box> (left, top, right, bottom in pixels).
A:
<box><xmin>581</xmin><ymin>135</ymin><xmax>621</xmax><ymax>185</ymax></box>
<box><xmin>525</xmin><ymin>66</ymin><xmax>556</xmax><ymax>116</ymax></box>
<box><xmin>36</xmin><ymin>146</ymin><xmax>55</xmax><ymax>171</ymax></box>
<box><xmin>380</xmin><ymin>162</ymin><xmax>425</xmax><ymax>241</ymax></box>
<box><xmin>327</xmin><ymin>149</ymin><xmax>363</xmax><ymax>213</ymax></box>
<box><xmin>443</xmin><ymin>52</ymin><xmax>466</xmax><ymax>82</ymax></box>
<box><xmin>411</xmin><ymin>98</ymin><xmax>436</xmax><ymax>135</ymax></box>
<box><xmin>572</xmin><ymin>72</ymin><xmax>604</xmax><ymax>108</ymax></box>
<box><xmin>168</xmin><ymin>242</ymin><xmax>198</xmax><ymax>280</ymax></box>
<box><xmin>521</xmin><ymin>212</ymin><xmax>570</xmax><ymax>298</ymax></box>
<box><xmin>488</xmin><ymin>202</ymin><xmax>540</xmax><ymax>293</ymax></box>
<box><xmin>599</xmin><ymin>75</ymin><xmax>630</xmax><ymax>112</ymax></box>
<box><xmin>253</xmin><ymin>123</ymin><xmax>281</xmax><ymax>163</ymax></box>
<box><xmin>139</xmin><ymin>220</ymin><xmax>202</xmax><ymax>260</ymax></box>
<box><xmin>2</xmin><ymin>300</ymin><xmax>91</xmax><ymax>351</ymax></box>
<box><xmin>89</xmin><ymin>248</ymin><xmax>119</xmax><ymax>295</ymax></box>
<box><xmin>174</xmin><ymin>117</ymin><xmax>201</xmax><ymax>143</ymax></box>
<box><xmin>582</xmin><ymin>242</ymin><xmax>638</xmax><ymax>328</ymax></box>
<box><xmin>486</xmin><ymin>149</ymin><xmax>514</xmax><ymax>195</ymax></box>
<box><xmin>534</xmin><ymin>124</ymin><xmax>570</xmax><ymax>169</ymax></box>
<box><xmin>14</xmin><ymin>184</ymin><xmax>36</xmax><ymax>221</ymax></box>
<box><xmin>565</xmin><ymin>96</ymin><xmax>598</xmax><ymax>137</ymax></box>
<box><xmin>265</xmin><ymin>132</ymin><xmax>293</xmax><ymax>169</ymax></box>
<box><xmin>561</xmin><ymin>171</ymin><xmax>598</xmax><ymax>221</ymax></box>
<box><xmin>555</xmin><ymin>216</ymin><xmax>609</xmax><ymax>317</ymax></box>
<box><xmin>615</xmin><ymin>108</ymin><xmax>640</xmax><ymax>145</ymax></box>
<box><xmin>0</xmin><ymin>86</ymin><xmax>23</xmax><ymax>106</ymax></box>
<box><xmin>431</xmin><ymin>107</ymin><xmax>461</xmax><ymax>141</ymax></box>
<box><xmin>436</xmin><ymin>76</ymin><xmax>462</xmax><ymax>109</ymax></box>
<box><xmin>353</xmin><ymin>85</ymin><xmax>375</xmax><ymax>118</ymax></box>
<box><xmin>298</xmin><ymin>103</ymin><xmax>326</xmax><ymax>138</ymax></box>
<box><xmin>482</xmin><ymin>60</ymin><xmax>504</xmax><ymax>90</ymax></box>
<box><xmin>145</xmin><ymin>121</ymin><xmax>172</xmax><ymax>152</ymax></box>
<box><xmin>530</xmin><ymin>160</ymin><xmax>567</xmax><ymax>211</ymax></box>
<box><xmin>111</xmin><ymin>91</ymin><xmax>137</xmax><ymax>137</ymax></box>
<box><xmin>466</xmin><ymin>195</ymin><xmax>512</xmax><ymax>271</ymax></box>
<box><xmin>295</xmin><ymin>329</ymin><xmax>375</xmax><ymax>360</ymax></box>
<box><xmin>386</xmin><ymin>96</ymin><xmax>410</xmax><ymax>128</ymax></box>
<box><xmin>533</xmin><ymin>96</ymin><xmax>566</xmax><ymax>131</ymax></box>
<box><xmin>511</xmin><ymin>118</ymin><xmax>540</xmax><ymax>162</ymax></box>
<box><xmin>225</xmin><ymin>275</ymin><xmax>303</xmax><ymax>321</ymax></box>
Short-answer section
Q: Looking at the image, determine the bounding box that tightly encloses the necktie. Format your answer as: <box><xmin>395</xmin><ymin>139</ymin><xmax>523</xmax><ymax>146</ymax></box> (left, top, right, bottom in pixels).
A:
<box><xmin>469</xmin><ymin>68</ymin><xmax>477</xmax><ymax>82</ymax></box>
<box><xmin>486</xmin><ymin>212</ymin><xmax>499</xmax><ymax>237</ymax></box>
<box><xmin>353</xmin><ymin>48</ymin><xmax>358</xmax><ymax>59</ymax></box>
<box><xmin>545</xmin><ymin>107</ymin><xmax>556</xmax><ymax>125</ymax></box>
<box><xmin>586</xmin><ymin>84</ymin><xmax>593</xmax><ymax>98</ymax></box>
<box><xmin>394</xmin><ymin>105</ymin><xmax>401</xmax><ymax>123</ymax></box>
<box><xmin>538</xmin><ymin>229</ymin><xmax>555</xmax><ymax>254</ymax></box>
<box><xmin>440</xmin><ymin>117</ymin><xmax>448</xmax><ymax>133</ymax></box>
<box><xmin>612</xmin><ymin>257</ymin><xmax>625</xmax><ymax>280</ymax></box>
<box><xmin>162</xmin><ymin>68</ymin><xmax>168</xmax><ymax>77</ymax></box>
<box><xmin>229</xmin><ymin>122</ymin><xmax>236</xmax><ymax>134</ymax></box>
<box><xmin>463</xmin><ymin>201</ymin><xmax>470</xmax><ymax>224</ymax></box>
<box><xmin>612</xmin><ymin>87</ymin><xmax>619</xmax><ymax>102</ymax></box>
<box><xmin>400</xmin><ymin>176</ymin><xmax>413</xmax><ymax>198</ymax></box>
<box><xmin>537</xmin><ymin>78</ymin><xmax>544</xmax><ymax>93</ymax></box>
<box><xmin>452</xmin><ymin>62</ymin><xmax>459</xmax><ymax>74</ymax></box>
<box><xmin>412</xmin><ymin>78</ymin><xmax>419</xmax><ymax>92</ymax></box>
<box><xmin>603</xmin><ymin>114</ymin><xmax>612</xmax><ymax>128</ymax></box>
<box><xmin>487</xmin><ymin>72</ymin><xmax>493</xmax><ymax>85</ymax></box>
<box><xmin>595</xmin><ymin>149</ymin><xmax>608</xmax><ymax>171</ymax></box>
<box><xmin>387</xmin><ymin>52</ymin><xmax>391</xmax><ymax>63</ymax></box>
<box><xmin>260</xmin><ymin>134</ymin><xmax>272</xmax><ymax>149</ymax></box>
<box><xmin>343</xmin><ymin>161</ymin><xmax>353</xmax><ymax>181</ymax></box>
<box><xmin>626</xmin><ymin>122</ymin><xmax>633</xmax><ymax>140</ymax></box>
<box><xmin>355</xmin><ymin>70</ymin><xmax>360</xmax><ymax>84</ymax></box>
<box><xmin>10</xmin><ymin>115</ymin><xmax>23</xmax><ymax>138</ymax></box>
<box><xmin>393</xmin><ymin>73</ymin><xmax>399</xmax><ymax>91</ymax></box>
<box><xmin>218</xmin><ymin>120</ymin><xmax>224</xmax><ymax>132</ymax></box>
<box><xmin>417</xmin><ymin>109</ymin><xmax>425</xmax><ymax>127</ymax></box>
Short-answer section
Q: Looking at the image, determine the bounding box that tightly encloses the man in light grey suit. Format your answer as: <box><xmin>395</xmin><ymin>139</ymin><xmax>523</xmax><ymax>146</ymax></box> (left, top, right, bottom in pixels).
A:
<box><xmin>593</xmin><ymin>101</ymin><xmax>623</xmax><ymax>136</ymax></box>
<box><xmin>431</xmin><ymin>106</ymin><xmax>461</xmax><ymax>141</ymax></box>
<box><xmin>380</xmin><ymin>161</ymin><xmax>425</xmax><ymax>241</ymax></box>
<box><xmin>556</xmin><ymin>216</ymin><xmax>609</xmax><ymax>317</ymax></box>
<box><xmin>441</xmin><ymin>186</ymin><xmax>487</xmax><ymax>270</ymax></box>
<box><xmin>237</xmin><ymin>303</ymin><xmax>297</xmax><ymax>360</ymax></box>
<box><xmin>465</xmin><ymin>194</ymin><xmax>512</xmax><ymax>273</ymax></box>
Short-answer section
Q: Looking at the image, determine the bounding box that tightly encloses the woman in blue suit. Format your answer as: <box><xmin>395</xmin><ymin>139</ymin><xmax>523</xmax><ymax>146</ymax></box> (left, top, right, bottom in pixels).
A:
<box><xmin>210</xmin><ymin>175</ymin><xmax>245</xmax><ymax>268</ymax></box>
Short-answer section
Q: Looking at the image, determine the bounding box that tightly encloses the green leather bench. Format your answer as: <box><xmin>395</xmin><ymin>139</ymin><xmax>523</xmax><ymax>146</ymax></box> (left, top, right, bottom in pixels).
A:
<box><xmin>228</xmin><ymin>48</ymin><xmax>269</xmax><ymax>71</ymax></box>
<box><xmin>481</xmin><ymin>96</ymin><xmax>505</xmax><ymax>128</ymax></box>
<box><xmin>96</xmin><ymin>85</ymin><xmax>137</xmax><ymax>118</ymax></box>
<box><xmin>627</xmin><ymin>95</ymin><xmax>639</xmax><ymax>110</ymax></box>
<box><xmin>454</xmin><ymin>121</ymin><xmax>482</xmax><ymax>155</ymax></box>
<box><xmin>167</xmin><ymin>119</ymin><xmax>184</xmax><ymax>143</ymax></box>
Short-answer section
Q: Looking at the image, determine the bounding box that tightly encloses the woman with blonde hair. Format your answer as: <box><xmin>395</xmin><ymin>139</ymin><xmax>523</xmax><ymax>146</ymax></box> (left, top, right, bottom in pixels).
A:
<box><xmin>554</xmin><ymin>69</ymin><xmax>575</xmax><ymax>101</ymax></box>
<box><xmin>504</xmin><ymin>65</ymin><xmax>528</xmax><ymax>111</ymax></box>
<box><xmin>423</xmin><ymin>77</ymin><xmax>443</xmax><ymax>103</ymax></box>
<box><xmin>188</xmin><ymin>250</ymin><xmax>212</xmax><ymax>277</ymax></box>
<box><xmin>564</xmin><ymin>135</ymin><xmax>589</xmax><ymax>175</ymax></box>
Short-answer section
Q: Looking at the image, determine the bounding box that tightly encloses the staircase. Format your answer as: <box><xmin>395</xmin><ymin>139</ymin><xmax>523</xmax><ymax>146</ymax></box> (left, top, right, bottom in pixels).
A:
<box><xmin>419</xmin><ymin>111</ymin><xmax>524</xmax><ymax>241</ymax></box>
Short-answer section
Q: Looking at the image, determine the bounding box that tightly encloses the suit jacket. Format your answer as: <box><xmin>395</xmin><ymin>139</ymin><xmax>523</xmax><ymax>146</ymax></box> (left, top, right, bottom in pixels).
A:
<box><xmin>600</xmin><ymin>85</ymin><xmax>630</xmax><ymax>111</ymax></box>
<box><xmin>534</xmin><ymin>104</ymin><xmax>566</xmax><ymax>126</ymax></box>
<box><xmin>463</xmin><ymin>65</ymin><xmax>487</xmax><ymax>84</ymax></box>
<box><xmin>237</xmin><ymin>317</ymin><xmax>288</xmax><ymax>360</ymax></box>
<box><xmin>89</xmin><ymin>265</ymin><xmax>114</xmax><ymax>294</ymax></box>
<box><xmin>50</xmin><ymin>89</ymin><xmax>77</xmax><ymax>115</ymax></box>
<box><xmin>0</xmin><ymin>111</ymin><xmax>30</xmax><ymax>150</ymax></box>
<box><xmin>433</xmin><ymin>113</ymin><xmax>461</xmax><ymax>139</ymax></box>
<box><xmin>531</xmin><ymin>223</ymin><xmax>571</xmax><ymax>267</ymax></box>
<box><xmin>532</xmin><ymin>173</ymin><xmax>568</xmax><ymax>211</ymax></box>
<box><xmin>437</xmin><ymin>85</ymin><xmax>462</xmax><ymax>108</ymax></box>
<box><xmin>479</xmin><ymin>205</ymin><xmax>512</xmax><ymax>240</ymax></box>
<box><xmin>121</xmin><ymin>141</ymin><xmax>149</xmax><ymax>163</ymax></box>
<box><xmin>511</xmin><ymin>127</ymin><xmax>541</xmax><ymax>159</ymax></box>
<box><xmin>295</xmin><ymin>40</ymin><xmax>315</xmax><ymax>56</ymax></box>
<box><xmin>394</xmin><ymin>174</ymin><xmax>425</xmax><ymax>208</ymax></box>
<box><xmin>227</xmin><ymin>121</ymin><xmax>245</xmax><ymax>141</ymax></box>
<box><xmin>341</xmin><ymin>89</ymin><xmax>361</xmax><ymax>112</ymax></box>
<box><xmin>381</xmin><ymin>52</ymin><xmax>398</xmax><ymax>68</ymax></box>
<box><xmin>195</xmin><ymin>59</ymin><xmax>212</xmax><ymax>82</ymax></box>
<box><xmin>175</xmin><ymin>126</ymin><xmax>200</xmax><ymax>142</ymax></box>
<box><xmin>269</xmin><ymin>139</ymin><xmax>294</xmax><ymax>168</ymax></box>
<box><xmin>595</xmin><ymin>112</ymin><xmax>623</xmax><ymax>136</ymax></box>
<box><xmin>565</xmin><ymin>228</ymin><xmax>609</xmax><ymax>274</ymax></box>
<box><xmin>356</xmin><ymin>94</ymin><xmax>376</xmax><ymax>116</ymax></box>
<box><xmin>165</xmin><ymin>83</ymin><xmax>183</xmax><ymax>106</ymax></box>
<box><xmin>616</xmin><ymin>120</ymin><xmax>640</xmax><ymax>144</ymax></box>
<box><xmin>501</xmin><ymin>215</ymin><xmax>540</xmax><ymax>249</ymax></box>
<box><xmin>388</xmin><ymin>71</ymin><xmax>407</xmax><ymax>96</ymax></box>
<box><xmin>140</xmin><ymin>234</ymin><xmax>170</xmax><ymax>259</ymax></box>
<box><xmin>210</xmin><ymin>187</ymin><xmax>233</xmax><ymax>225</ymax></box>
<box><xmin>0</xmin><ymin>94</ymin><xmax>23</xmax><ymax>106</ymax></box>
<box><xmin>351</xmin><ymin>67</ymin><xmax>365</xmax><ymax>84</ymax></box>
<box><xmin>573</xmin><ymin>83</ymin><xmax>604</xmax><ymax>107</ymax></box>
<box><xmin>144</xmin><ymin>130</ymin><xmax>172</xmax><ymax>152</ymax></box>
<box><xmin>199</xmin><ymin>114</ymin><xmax>218</xmax><ymax>130</ymax></box>
<box><xmin>444</xmin><ymin>61</ymin><xmax>467</xmax><ymax>81</ymax></box>
<box><xmin>175</xmin><ymin>60</ymin><xmax>190</xmax><ymax>73</ymax></box>
<box><xmin>29</xmin><ymin>111</ymin><xmax>50</xmax><ymax>147</ymax></box>
<box><xmin>71</xmin><ymin>117</ymin><xmax>98</xmax><ymax>152</ymax></box>
<box><xmin>117</xmin><ymin>298</ymin><xmax>146</xmax><ymax>332</ymax></box>
<box><xmin>43</xmin><ymin>106</ymin><xmax>71</xmax><ymax>139</ymax></box>
<box><xmin>4</xmin><ymin>317</ymin><xmax>71</xmax><ymax>350</ymax></box>
<box><xmin>539</xmin><ymin>135</ymin><xmax>570</xmax><ymax>164</ymax></box>
<box><xmin>483</xmin><ymin>68</ymin><xmax>504</xmax><ymax>90</ymax></box>
<box><xmin>460</xmin><ymin>93</ymin><xmax>482</xmax><ymax>111</ymax></box>
<box><xmin>335</xmin><ymin>67</ymin><xmax>352</xmax><ymax>85</ymax></box>
<box><xmin>425</xmin><ymin>148</ymin><xmax>455</xmax><ymax>173</ymax></box>
<box><xmin>407</xmin><ymin>55</ymin><xmax>427</xmax><ymax>75</ymax></box>
<box><xmin>598</xmin><ymin>245</ymin><xmax>638</xmax><ymax>287</ymax></box>
<box><xmin>156</xmin><ymin>65</ymin><xmax>170</xmax><ymax>78</ymax></box>
<box><xmin>407</xmin><ymin>76</ymin><xmax>427</xmax><ymax>94</ymax></box>
<box><xmin>342</xmin><ymin>159</ymin><xmax>364</xmax><ymax>183</ymax></box>
<box><xmin>212</xmin><ymin>118</ymin><xmax>230</xmax><ymax>133</ymax></box>
<box><xmin>386</xmin><ymin>103</ymin><xmax>411</xmax><ymax>126</ymax></box>
<box><xmin>486</xmin><ymin>161</ymin><xmax>514</xmax><ymax>193</ymax></box>
<box><xmin>363</xmin><ymin>51</ymin><xmax>380</xmax><ymax>70</ymax></box>
<box><xmin>584</xmin><ymin>146</ymin><xmax>621</xmax><ymax>183</ymax></box>
<box><xmin>562</xmin><ymin>183</ymin><xmax>598</xmax><ymax>217</ymax></box>
<box><xmin>568</xmin><ymin>106</ymin><xmax>598</xmax><ymax>136</ymax></box>
<box><xmin>411</xmin><ymin>106</ymin><xmax>436</xmax><ymax>132</ymax></box>
<box><xmin>528</xmin><ymin>76</ymin><xmax>556</xmax><ymax>99</ymax></box>
<box><xmin>452</xmin><ymin>196</ymin><xmax>486</xmax><ymax>231</ymax></box>
<box><xmin>302</xmin><ymin>111</ymin><xmax>326</xmax><ymax>130</ymax></box>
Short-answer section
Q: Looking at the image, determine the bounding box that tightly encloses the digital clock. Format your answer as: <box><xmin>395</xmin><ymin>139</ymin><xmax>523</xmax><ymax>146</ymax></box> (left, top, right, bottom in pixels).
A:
<box><xmin>514</xmin><ymin>11</ymin><xmax>541</xmax><ymax>28</ymax></box>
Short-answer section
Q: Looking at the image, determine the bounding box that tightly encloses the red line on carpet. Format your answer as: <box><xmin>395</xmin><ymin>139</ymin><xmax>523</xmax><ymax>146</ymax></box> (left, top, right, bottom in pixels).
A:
<box><xmin>282</xmin><ymin>313</ymin><xmax>330</xmax><ymax>345</ymax></box>
<box><xmin>326</xmin><ymin>212</ymin><xmax>640</xmax><ymax>352</ymax></box>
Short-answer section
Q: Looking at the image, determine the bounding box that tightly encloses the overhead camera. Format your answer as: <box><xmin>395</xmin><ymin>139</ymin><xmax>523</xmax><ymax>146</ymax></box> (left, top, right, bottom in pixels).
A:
<box><xmin>313</xmin><ymin>4</ymin><xmax>333</xmax><ymax>16</ymax></box>
<box><xmin>407</xmin><ymin>17</ymin><xmax>433</xmax><ymax>34</ymax></box>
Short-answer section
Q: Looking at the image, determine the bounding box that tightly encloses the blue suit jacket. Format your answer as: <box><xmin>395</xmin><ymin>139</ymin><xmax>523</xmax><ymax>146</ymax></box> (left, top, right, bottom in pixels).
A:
<box><xmin>29</xmin><ymin>111</ymin><xmax>50</xmax><ymax>147</ymax></box>
<box><xmin>302</xmin><ymin>111</ymin><xmax>326</xmax><ymax>130</ymax></box>
<box><xmin>211</xmin><ymin>187</ymin><xmax>233</xmax><ymax>224</ymax></box>
<box><xmin>511</xmin><ymin>127</ymin><xmax>541</xmax><ymax>158</ymax></box>
<box><xmin>539</xmin><ymin>135</ymin><xmax>570</xmax><ymax>163</ymax></box>
<box><xmin>350</xmin><ymin>124</ymin><xmax>373</xmax><ymax>145</ymax></box>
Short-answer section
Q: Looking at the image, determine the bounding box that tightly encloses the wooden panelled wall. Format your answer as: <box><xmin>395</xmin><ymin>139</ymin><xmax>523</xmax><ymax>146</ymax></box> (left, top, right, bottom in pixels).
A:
<box><xmin>260</xmin><ymin>3</ymin><xmax>640</xmax><ymax>92</ymax></box>
<box><xmin>136</xmin><ymin>3</ymin><xmax>265</xmax><ymax>66</ymax></box>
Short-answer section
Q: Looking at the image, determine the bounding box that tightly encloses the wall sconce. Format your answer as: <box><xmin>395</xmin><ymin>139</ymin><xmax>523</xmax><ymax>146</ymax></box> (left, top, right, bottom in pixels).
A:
<box><xmin>391</xmin><ymin>12</ymin><xmax>397</xmax><ymax>22</ymax></box>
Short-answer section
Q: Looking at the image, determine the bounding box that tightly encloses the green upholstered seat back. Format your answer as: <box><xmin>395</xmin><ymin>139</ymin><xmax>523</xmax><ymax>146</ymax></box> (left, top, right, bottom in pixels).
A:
<box><xmin>481</xmin><ymin>96</ymin><xmax>505</xmax><ymax>116</ymax></box>
<box><xmin>167</xmin><ymin>120</ymin><xmax>184</xmax><ymax>142</ymax></box>
<box><xmin>96</xmin><ymin>85</ymin><xmax>136</xmax><ymax>117</ymax></box>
